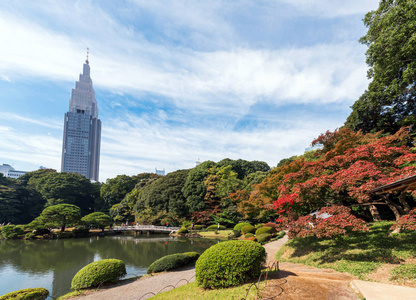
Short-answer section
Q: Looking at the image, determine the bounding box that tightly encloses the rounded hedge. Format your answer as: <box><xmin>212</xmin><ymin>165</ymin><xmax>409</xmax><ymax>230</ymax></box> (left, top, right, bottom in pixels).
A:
<box><xmin>195</xmin><ymin>240</ymin><xmax>266</xmax><ymax>289</ymax></box>
<box><xmin>177</xmin><ymin>227</ymin><xmax>189</xmax><ymax>234</ymax></box>
<box><xmin>241</xmin><ymin>225</ymin><xmax>255</xmax><ymax>234</ymax></box>
<box><xmin>256</xmin><ymin>233</ymin><xmax>272</xmax><ymax>243</ymax></box>
<box><xmin>147</xmin><ymin>252</ymin><xmax>200</xmax><ymax>274</ymax></box>
<box><xmin>244</xmin><ymin>232</ymin><xmax>254</xmax><ymax>238</ymax></box>
<box><xmin>187</xmin><ymin>225</ymin><xmax>203</xmax><ymax>230</ymax></box>
<box><xmin>0</xmin><ymin>287</ymin><xmax>49</xmax><ymax>300</ymax></box>
<box><xmin>255</xmin><ymin>226</ymin><xmax>273</xmax><ymax>236</ymax></box>
<box><xmin>233</xmin><ymin>222</ymin><xmax>251</xmax><ymax>232</ymax></box>
<box><xmin>71</xmin><ymin>259</ymin><xmax>126</xmax><ymax>290</ymax></box>
<box><xmin>207</xmin><ymin>224</ymin><xmax>226</xmax><ymax>230</ymax></box>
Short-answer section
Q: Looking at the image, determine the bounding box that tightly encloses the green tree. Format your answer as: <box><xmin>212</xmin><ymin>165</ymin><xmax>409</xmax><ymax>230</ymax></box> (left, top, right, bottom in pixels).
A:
<box><xmin>0</xmin><ymin>174</ymin><xmax>45</xmax><ymax>224</ymax></box>
<box><xmin>345</xmin><ymin>0</ymin><xmax>416</xmax><ymax>134</ymax></box>
<box><xmin>134</xmin><ymin>169</ymin><xmax>190</xmax><ymax>223</ymax></box>
<box><xmin>38</xmin><ymin>204</ymin><xmax>81</xmax><ymax>232</ymax></box>
<box><xmin>100</xmin><ymin>175</ymin><xmax>141</xmax><ymax>211</ymax></box>
<box><xmin>22</xmin><ymin>170</ymin><xmax>97</xmax><ymax>215</ymax></box>
<box><xmin>81</xmin><ymin>212</ymin><xmax>112</xmax><ymax>231</ymax></box>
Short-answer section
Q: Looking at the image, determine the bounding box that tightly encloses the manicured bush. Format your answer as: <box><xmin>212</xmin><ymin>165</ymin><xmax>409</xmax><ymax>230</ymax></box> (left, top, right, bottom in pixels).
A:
<box><xmin>245</xmin><ymin>233</ymin><xmax>254</xmax><ymax>238</ymax></box>
<box><xmin>147</xmin><ymin>252</ymin><xmax>200</xmax><ymax>274</ymax></box>
<box><xmin>71</xmin><ymin>259</ymin><xmax>126</xmax><ymax>290</ymax></box>
<box><xmin>195</xmin><ymin>240</ymin><xmax>266</xmax><ymax>289</ymax></box>
<box><xmin>207</xmin><ymin>224</ymin><xmax>226</xmax><ymax>230</ymax></box>
<box><xmin>233</xmin><ymin>222</ymin><xmax>251</xmax><ymax>232</ymax></box>
<box><xmin>256</xmin><ymin>233</ymin><xmax>272</xmax><ymax>243</ymax></box>
<box><xmin>177</xmin><ymin>227</ymin><xmax>189</xmax><ymax>234</ymax></box>
<box><xmin>255</xmin><ymin>223</ymin><xmax>265</xmax><ymax>229</ymax></box>
<box><xmin>0</xmin><ymin>225</ymin><xmax>25</xmax><ymax>239</ymax></box>
<box><xmin>255</xmin><ymin>226</ymin><xmax>273</xmax><ymax>236</ymax></box>
<box><xmin>0</xmin><ymin>287</ymin><xmax>49</xmax><ymax>300</ymax></box>
<box><xmin>241</xmin><ymin>225</ymin><xmax>255</xmax><ymax>234</ymax></box>
<box><xmin>187</xmin><ymin>225</ymin><xmax>203</xmax><ymax>230</ymax></box>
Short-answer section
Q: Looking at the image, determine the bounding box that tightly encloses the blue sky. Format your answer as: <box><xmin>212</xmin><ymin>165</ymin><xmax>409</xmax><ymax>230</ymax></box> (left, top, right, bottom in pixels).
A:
<box><xmin>0</xmin><ymin>0</ymin><xmax>380</xmax><ymax>182</ymax></box>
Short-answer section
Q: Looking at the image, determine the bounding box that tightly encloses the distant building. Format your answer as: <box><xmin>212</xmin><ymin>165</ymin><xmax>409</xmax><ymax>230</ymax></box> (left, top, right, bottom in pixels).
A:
<box><xmin>305</xmin><ymin>144</ymin><xmax>323</xmax><ymax>152</ymax></box>
<box><xmin>61</xmin><ymin>51</ymin><xmax>101</xmax><ymax>181</ymax></box>
<box><xmin>155</xmin><ymin>168</ymin><xmax>165</xmax><ymax>176</ymax></box>
<box><xmin>194</xmin><ymin>158</ymin><xmax>201</xmax><ymax>167</ymax></box>
<box><xmin>0</xmin><ymin>164</ymin><xmax>26</xmax><ymax>179</ymax></box>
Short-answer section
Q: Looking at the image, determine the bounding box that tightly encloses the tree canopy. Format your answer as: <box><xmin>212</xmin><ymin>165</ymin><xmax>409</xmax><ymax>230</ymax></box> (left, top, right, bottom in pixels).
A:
<box><xmin>345</xmin><ymin>0</ymin><xmax>416</xmax><ymax>135</ymax></box>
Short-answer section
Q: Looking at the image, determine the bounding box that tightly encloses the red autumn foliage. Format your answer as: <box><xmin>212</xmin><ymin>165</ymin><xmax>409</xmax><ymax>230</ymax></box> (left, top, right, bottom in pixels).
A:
<box><xmin>237</xmin><ymin>127</ymin><xmax>416</xmax><ymax>222</ymax></box>
<box><xmin>287</xmin><ymin>205</ymin><xmax>369</xmax><ymax>239</ymax></box>
<box><xmin>390</xmin><ymin>208</ymin><xmax>416</xmax><ymax>232</ymax></box>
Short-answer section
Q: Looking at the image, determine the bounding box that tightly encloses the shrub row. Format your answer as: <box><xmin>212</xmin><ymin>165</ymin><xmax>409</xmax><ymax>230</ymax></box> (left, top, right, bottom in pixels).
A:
<box><xmin>233</xmin><ymin>222</ymin><xmax>251</xmax><ymax>232</ymax></box>
<box><xmin>147</xmin><ymin>252</ymin><xmax>200</xmax><ymax>274</ymax></box>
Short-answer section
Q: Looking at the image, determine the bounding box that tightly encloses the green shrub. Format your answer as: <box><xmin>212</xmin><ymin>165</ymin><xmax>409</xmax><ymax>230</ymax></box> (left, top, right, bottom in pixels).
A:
<box><xmin>183</xmin><ymin>251</ymin><xmax>200</xmax><ymax>259</ymax></box>
<box><xmin>255</xmin><ymin>226</ymin><xmax>273</xmax><ymax>236</ymax></box>
<box><xmin>233</xmin><ymin>222</ymin><xmax>251</xmax><ymax>232</ymax></box>
<box><xmin>147</xmin><ymin>252</ymin><xmax>200</xmax><ymax>274</ymax></box>
<box><xmin>177</xmin><ymin>227</ymin><xmax>189</xmax><ymax>234</ymax></box>
<box><xmin>24</xmin><ymin>232</ymin><xmax>36</xmax><ymax>240</ymax></box>
<box><xmin>1</xmin><ymin>225</ymin><xmax>25</xmax><ymax>239</ymax></box>
<box><xmin>195</xmin><ymin>240</ymin><xmax>266</xmax><ymax>289</ymax></box>
<box><xmin>232</xmin><ymin>229</ymin><xmax>241</xmax><ymax>238</ymax></box>
<box><xmin>255</xmin><ymin>223</ymin><xmax>265</xmax><ymax>229</ymax></box>
<box><xmin>0</xmin><ymin>287</ymin><xmax>49</xmax><ymax>300</ymax></box>
<box><xmin>71</xmin><ymin>259</ymin><xmax>126</xmax><ymax>290</ymax></box>
<box><xmin>245</xmin><ymin>233</ymin><xmax>254</xmax><ymax>238</ymax></box>
<box><xmin>256</xmin><ymin>233</ymin><xmax>272</xmax><ymax>243</ymax></box>
<box><xmin>187</xmin><ymin>225</ymin><xmax>203</xmax><ymax>230</ymax></box>
<box><xmin>241</xmin><ymin>225</ymin><xmax>255</xmax><ymax>234</ymax></box>
<box><xmin>207</xmin><ymin>224</ymin><xmax>226</xmax><ymax>230</ymax></box>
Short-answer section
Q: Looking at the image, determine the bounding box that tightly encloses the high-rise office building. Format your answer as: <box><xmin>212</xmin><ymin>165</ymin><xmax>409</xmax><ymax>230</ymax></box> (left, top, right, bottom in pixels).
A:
<box><xmin>61</xmin><ymin>52</ymin><xmax>101</xmax><ymax>181</ymax></box>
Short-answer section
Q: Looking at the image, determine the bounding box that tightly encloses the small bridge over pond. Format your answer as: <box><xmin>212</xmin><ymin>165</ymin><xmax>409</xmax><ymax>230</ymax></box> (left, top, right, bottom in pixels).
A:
<box><xmin>111</xmin><ymin>225</ymin><xmax>181</xmax><ymax>235</ymax></box>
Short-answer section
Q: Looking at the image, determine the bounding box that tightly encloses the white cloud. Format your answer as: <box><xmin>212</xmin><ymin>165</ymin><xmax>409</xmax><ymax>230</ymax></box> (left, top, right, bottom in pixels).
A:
<box><xmin>280</xmin><ymin>0</ymin><xmax>380</xmax><ymax>17</ymax></box>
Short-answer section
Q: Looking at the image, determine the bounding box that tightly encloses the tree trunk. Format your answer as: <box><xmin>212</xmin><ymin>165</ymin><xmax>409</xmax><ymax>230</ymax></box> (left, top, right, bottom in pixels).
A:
<box><xmin>398</xmin><ymin>192</ymin><xmax>411</xmax><ymax>214</ymax></box>
<box><xmin>369</xmin><ymin>204</ymin><xmax>382</xmax><ymax>221</ymax></box>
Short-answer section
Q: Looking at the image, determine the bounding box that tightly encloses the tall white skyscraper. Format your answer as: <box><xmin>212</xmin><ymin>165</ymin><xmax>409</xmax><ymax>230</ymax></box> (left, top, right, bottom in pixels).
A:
<box><xmin>61</xmin><ymin>52</ymin><xmax>101</xmax><ymax>181</ymax></box>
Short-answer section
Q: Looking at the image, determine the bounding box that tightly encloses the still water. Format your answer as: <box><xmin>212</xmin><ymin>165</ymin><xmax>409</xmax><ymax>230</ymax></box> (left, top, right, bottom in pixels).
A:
<box><xmin>0</xmin><ymin>235</ymin><xmax>217</xmax><ymax>298</ymax></box>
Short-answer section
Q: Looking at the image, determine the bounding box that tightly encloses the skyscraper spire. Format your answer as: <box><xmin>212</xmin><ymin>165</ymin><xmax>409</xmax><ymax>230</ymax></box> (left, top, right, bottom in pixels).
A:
<box><xmin>86</xmin><ymin>47</ymin><xmax>89</xmax><ymax>64</ymax></box>
<box><xmin>61</xmin><ymin>55</ymin><xmax>101</xmax><ymax>181</ymax></box>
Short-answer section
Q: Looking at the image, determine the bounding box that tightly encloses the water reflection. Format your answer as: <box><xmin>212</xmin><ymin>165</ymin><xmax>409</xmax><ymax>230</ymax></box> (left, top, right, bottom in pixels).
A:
<box><xmin>0</xmin><ymin>235</ymin><xmax>215</xmax><ymax>298</ymax></box>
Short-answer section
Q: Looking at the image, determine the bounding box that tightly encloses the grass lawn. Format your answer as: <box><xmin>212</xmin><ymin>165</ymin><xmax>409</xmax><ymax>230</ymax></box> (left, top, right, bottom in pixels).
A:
<box><xmin>276</xmin><ymin>221</ymin><xmax>416</xmax><ymax>286</ymax></box>
<box><xmin>197</xmin><ymin>230</ymin><xmax>234</xmax><ymax>239</ymax></box>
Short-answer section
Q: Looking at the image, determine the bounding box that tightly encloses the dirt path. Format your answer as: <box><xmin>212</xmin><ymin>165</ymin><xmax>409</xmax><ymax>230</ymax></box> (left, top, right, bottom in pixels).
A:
<box><xmin>262</xmin><ymin>263</ymin><xmax>360</xmax><ymax>299</ymax></box>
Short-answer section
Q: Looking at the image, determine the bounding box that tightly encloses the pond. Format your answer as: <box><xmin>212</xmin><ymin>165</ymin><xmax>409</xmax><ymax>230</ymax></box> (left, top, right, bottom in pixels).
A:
<box><xmin>0</xmin><ymin>234</ymin><xmax>217</xmax><ymax>299</ymax></box>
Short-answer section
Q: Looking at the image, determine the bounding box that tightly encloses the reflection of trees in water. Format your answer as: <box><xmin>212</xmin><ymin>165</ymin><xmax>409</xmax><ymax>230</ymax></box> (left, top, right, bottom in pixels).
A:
<box><xmin>0</xmin><ymin>236</ymin><xmax>216</xmax><ymax>298</ymax></box>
